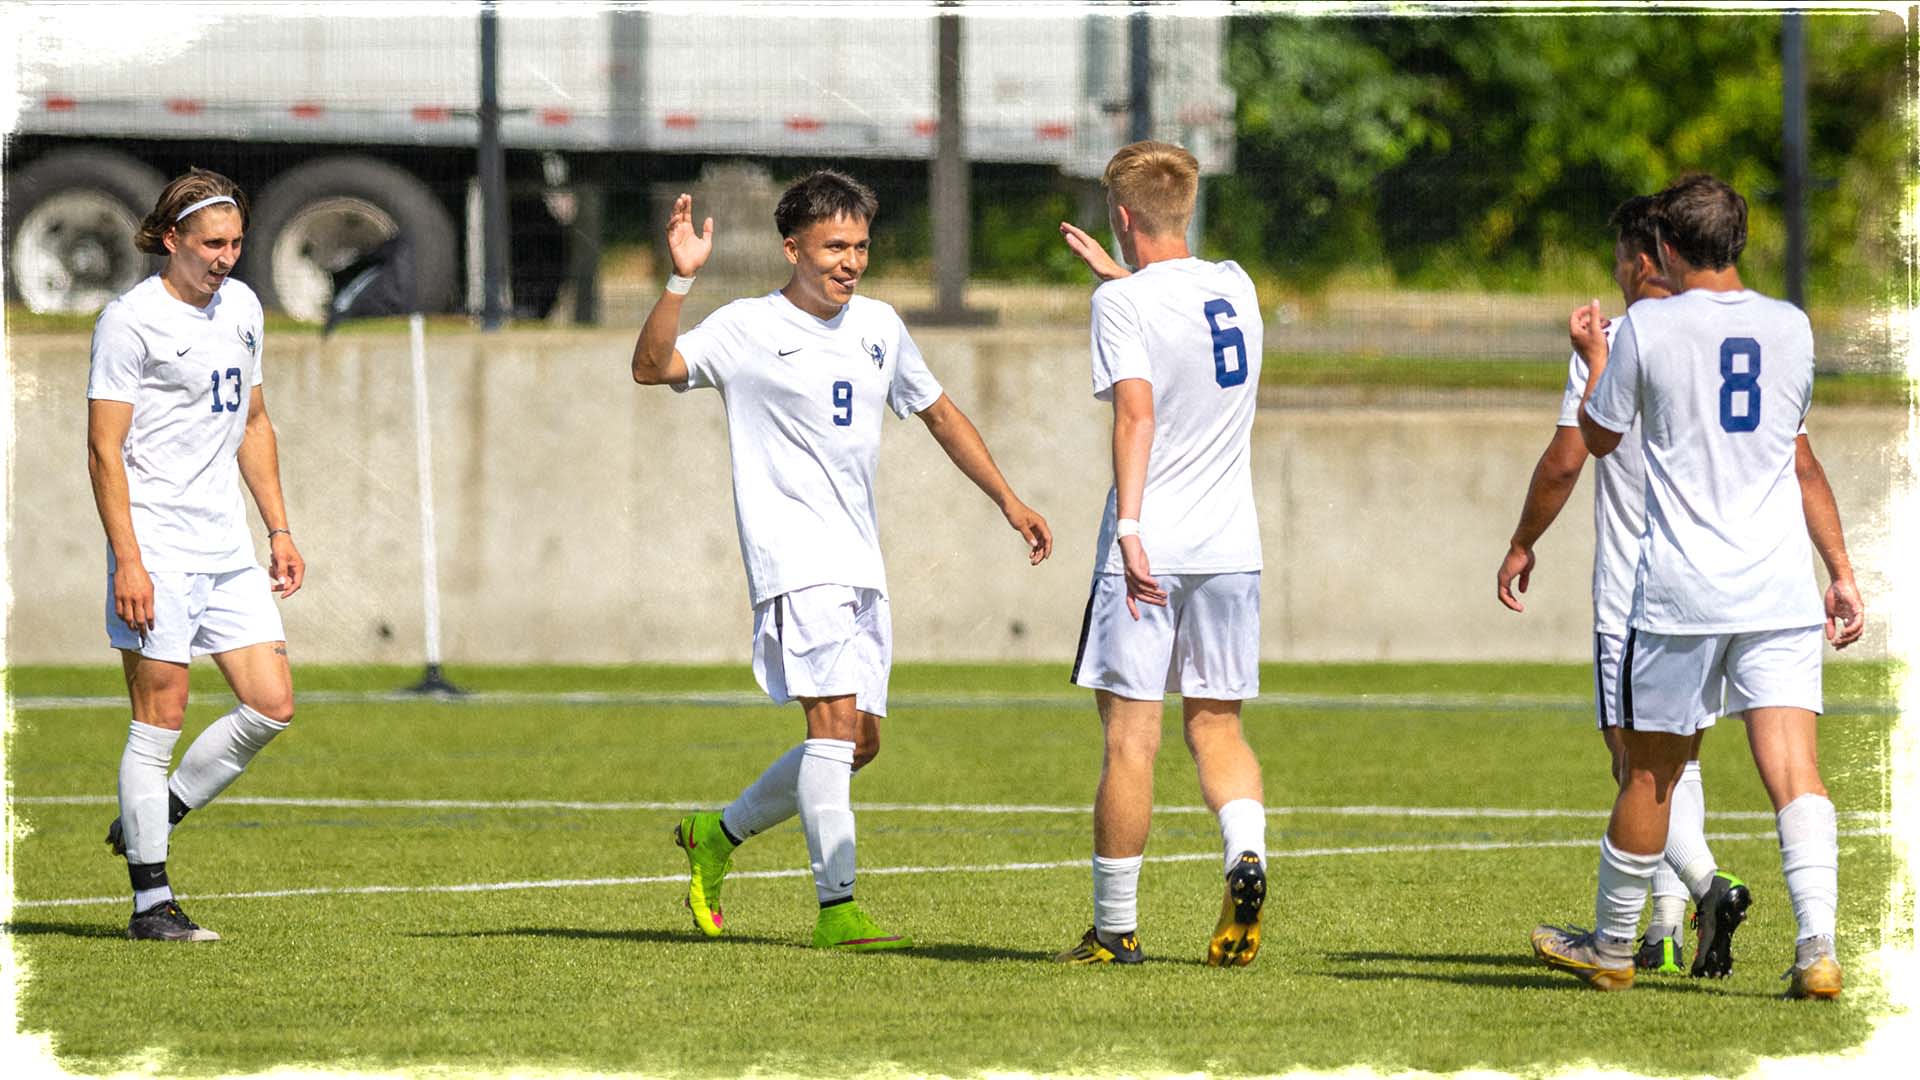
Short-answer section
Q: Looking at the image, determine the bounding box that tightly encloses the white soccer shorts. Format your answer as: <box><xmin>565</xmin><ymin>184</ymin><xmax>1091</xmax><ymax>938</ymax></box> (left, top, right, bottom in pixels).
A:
<box><xmin>105</xmin><ymin>565</ymin><xmax>287</xmax><ymax>664</ymax></box>
<box><xmin>1619</xmin><ymin>625</ymin><xmax>1824</xmax><ymax>735</ymax></box>
<box><xmin>1071</xmin><ymin>571</ymin><xmax>1260</xmax><ymax>702</ymax></box>
<box><xmin>1594</xmin><ymin>630</ymin><xmax>1716</xmax><ymax>732</ymax></box>
<box><xmin>751</xmin><ymin>583</ymin><xmax>892</xmax><ymax>717</ymax></box>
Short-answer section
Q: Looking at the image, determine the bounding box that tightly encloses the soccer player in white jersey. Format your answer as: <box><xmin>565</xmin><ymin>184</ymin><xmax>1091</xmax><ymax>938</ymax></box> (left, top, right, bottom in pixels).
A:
<box><xmin>86</xmin><ymin>169</ymin><xmax>306</xmax><ymax>942</ymax></box>
<box><xmin>1530</xmin><ymin>175</ymin><xmax>1864</xmax><ymax>997</ymax></box>
<box><xmin>629</xmin><ymin>170</ymin><xmax>1053</xmax><ymax>950</ymax></box>
<box><xmin>1052</xmin><ymin>141</ymin><xmax>1268</xmax><ymax>967</ymax></box>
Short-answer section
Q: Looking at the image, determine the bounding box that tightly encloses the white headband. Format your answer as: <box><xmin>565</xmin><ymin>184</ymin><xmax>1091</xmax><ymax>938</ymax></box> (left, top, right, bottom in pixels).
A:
<box><xmin>175</xmin><ymin>195</ymin><xmax>237</xmax><ymax>222</ymax></box>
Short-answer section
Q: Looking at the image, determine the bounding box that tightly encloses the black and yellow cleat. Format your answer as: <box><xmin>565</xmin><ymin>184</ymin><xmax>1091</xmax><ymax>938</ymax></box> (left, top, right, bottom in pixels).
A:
<box><xmin>1689</xmin><ymin>872</ymin><xmax>1752</xmax><ymax>978</ymax></box>
<box><xmin>1055</xmin><ymin>926</ymin><xmax>1143</xmax><ymax>965</ymax></box>
<box><xmin>1206</xmin><ymin>851</ymin><xmax>1265</xmax><ymax>967</ymax></box>
<box><xmin>1634</xmin><ymin>932</ymin><xmax>1684</xmax><ymax>974</ymax></box>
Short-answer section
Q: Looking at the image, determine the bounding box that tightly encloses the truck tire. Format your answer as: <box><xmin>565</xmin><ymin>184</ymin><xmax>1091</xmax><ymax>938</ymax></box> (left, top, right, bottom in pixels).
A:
<box><xmin>4</xmin><ymin>148</ymin><xmax>166</xmax><ymax>314</ymax></box>
<box><xmin>247</xmin><ymin>156</ymin><xmax>457</xmax><ymax>322</ymax></box>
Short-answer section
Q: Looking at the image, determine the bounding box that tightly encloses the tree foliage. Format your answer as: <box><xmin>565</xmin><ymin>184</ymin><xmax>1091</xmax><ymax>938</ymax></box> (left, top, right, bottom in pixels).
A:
<box><xmin>1215</xmin><ymin>11</ymin><xmax>1908</xmax><ymax>297</ymax></box>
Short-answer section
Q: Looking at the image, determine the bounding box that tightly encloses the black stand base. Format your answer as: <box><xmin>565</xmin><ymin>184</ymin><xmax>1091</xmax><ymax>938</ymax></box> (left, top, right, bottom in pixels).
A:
<box><xmin>405</xmin><ymin>663</ymin><xmax>465</xmax><ymax>696</ymax></box>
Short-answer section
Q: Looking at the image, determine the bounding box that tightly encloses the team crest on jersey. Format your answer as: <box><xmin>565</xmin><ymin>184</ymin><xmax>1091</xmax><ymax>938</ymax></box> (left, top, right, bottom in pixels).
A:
<box><xmin>861</xmin><ymin>337</ymin><xmax>885</xmax><ymax>370</ymax></box>
<box><xmin>237</xmin><ymin>326</ymin><xmax>259</xmax><ymax>358</ymax></box>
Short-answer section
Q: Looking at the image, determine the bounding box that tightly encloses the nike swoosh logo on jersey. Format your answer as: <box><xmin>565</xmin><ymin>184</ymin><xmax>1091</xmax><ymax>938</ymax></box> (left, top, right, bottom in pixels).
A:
<box><xmin>778</xmin><ymin>348</ymin><xmax>803</xmax><ymax>357</ymax></box>
<box><xmin>176</xmin><ymin>347</ymin><xmax>192</xmax><ymax>356</ymax></box>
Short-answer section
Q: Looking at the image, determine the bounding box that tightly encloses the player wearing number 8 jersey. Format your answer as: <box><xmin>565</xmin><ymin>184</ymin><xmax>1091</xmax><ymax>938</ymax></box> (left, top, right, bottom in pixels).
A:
<box><xmin>1054</xmin><ymin>141</ymin><xmax>1269</xmax><ymax>967</ymax></box>
<box><xmin>1530</xmin><ymin>174</ymin><xmax>1864</xmax><ymax>998</ymax></box>
<box><xmin>629</xmin><ymin>170</ymin><xmax>1053</xmax><ymax>951</ymax></box>
<box><xmin>86</xmin><ymin>168</ymin><xmax>306</xmax><ymax>943</ymax></box>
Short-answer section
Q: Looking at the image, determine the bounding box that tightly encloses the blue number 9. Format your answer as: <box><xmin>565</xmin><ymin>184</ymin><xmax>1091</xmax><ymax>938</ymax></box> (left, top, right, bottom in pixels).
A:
<box><xmin>1204</xmin><ymin>299</ymin><xmax>1247</xmax><ymax>388</ymax></box>
<box><xmin>832</xmin><ymin>380</ymin><xmax>853</xmax><ymax>426</ymax></box>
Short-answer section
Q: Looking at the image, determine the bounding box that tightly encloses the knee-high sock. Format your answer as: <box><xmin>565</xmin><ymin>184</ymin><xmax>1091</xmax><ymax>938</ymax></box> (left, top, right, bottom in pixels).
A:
<box><xmin>1217</xmin><ymin>798</ymin><xmax>1266</xmax><ymax>874</ymax></box>
<box><xmin>1093</xmin><ymin>854</ymin><xmax>1143</xmax><ymax>935</ymax></box>
<box><xmin>1663</xmin><ymin>760</ymin><xmax>1717</xmax><ymax>899</ymax></box>
<box><xmin>119</xmin><ymin>722</ymin><xmax>180</xmax><ymax>906</ymax></box>
<box><xmin>1777</xmin><ymin>793</ymin><xmax>1839</xmax><ymax>942</ymax></box>
<box><xmin>168</xmin><ymin>704</ymin><xmax>288</xmax><ymax>811</ymax></box>
<box><xmin>1595</xmin><ymin>834</ymin><xmax>1661</xmax><ymax>946</ymax></box>
<box><xmin>721</xmin><ymin>742</ymin><xmax>806</xmax><ymax>841</ymax></box>
<box><xmin>797</xmin><ymin>738</ymin><xmax>856</xmax><ymax>905</ymax></box>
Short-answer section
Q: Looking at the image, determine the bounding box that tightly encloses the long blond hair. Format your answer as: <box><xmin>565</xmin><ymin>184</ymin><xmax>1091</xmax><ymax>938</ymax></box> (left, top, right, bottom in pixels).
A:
<box><xmin>134</xmin><ymin>168</ymin><xmax>249</xmax><ymax>255</ymax></box>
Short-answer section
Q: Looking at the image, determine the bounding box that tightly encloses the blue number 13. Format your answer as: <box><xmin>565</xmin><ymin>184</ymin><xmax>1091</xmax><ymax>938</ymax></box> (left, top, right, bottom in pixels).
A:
<box><xmin>1203</xmin><ymin>299</ymin><xmax>1247</xmax><ymax>388</ymax></box>
<box><xmin>208</xmin><ymin>367</ymin><xmax>241</xmax><ymax>413</ymax></box>
<box><xmin>831</xmin><ymin>380</ymin><xmax>853</xmax><ymax>426</ymax></box>
<box><xmin>1718</xmin><ymin>338</ymin><xmax>1761</xmax><ymax>433</ymax></box>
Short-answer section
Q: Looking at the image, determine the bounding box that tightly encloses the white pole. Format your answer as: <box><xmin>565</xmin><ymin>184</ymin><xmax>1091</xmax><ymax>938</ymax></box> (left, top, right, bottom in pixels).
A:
<box><xmin>408</xmin><ymin>312</ymin><xmax>445</xmax><ymax>671</ymax></box>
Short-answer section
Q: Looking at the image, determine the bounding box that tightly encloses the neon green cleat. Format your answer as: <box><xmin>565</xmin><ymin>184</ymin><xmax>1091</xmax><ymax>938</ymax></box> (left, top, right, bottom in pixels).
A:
<box><xmin>672</xmin><ymin>812</ymin><xmax>735</xmax><ymax>937</ymax></box>
<box><xmin>811</xmin><ymin>902</ymin><xmax>912</xmax><ymax>951</ymax></box>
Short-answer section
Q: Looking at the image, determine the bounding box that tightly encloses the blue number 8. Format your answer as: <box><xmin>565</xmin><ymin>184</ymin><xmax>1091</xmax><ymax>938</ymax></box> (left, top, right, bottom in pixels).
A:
<box><xmin>1204</xmin><ymin>299</ymin><xmax>1247</xmax><ymax>388</ymax></box>
<box><xmin>1718</xmin><ymin>338</ymin><xmax>1761</xmax><ymax>433</ymax></box>
<box><xmin>831</xmin><ymin>380</ymin><xmax>853</xmax><ymax>426</ymax></box>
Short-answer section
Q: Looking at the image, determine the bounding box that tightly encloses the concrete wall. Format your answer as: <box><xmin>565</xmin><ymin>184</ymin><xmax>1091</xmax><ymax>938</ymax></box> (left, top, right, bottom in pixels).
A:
<box><xmin>6</xmin><ymin>328</ymin><xmax>1905</xmax><ymax>665</ymax></box>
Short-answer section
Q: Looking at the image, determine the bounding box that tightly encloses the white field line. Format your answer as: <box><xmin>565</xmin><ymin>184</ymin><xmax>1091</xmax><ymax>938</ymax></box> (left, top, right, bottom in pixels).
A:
<box><xmin>9</xmin><ymin>793</ymin><xmax>1886</xmax><ymax>823</ymax></box>
<box><xmin>9</xmin><ymin>828</ymin><xmax>1887</xmax><ymax>911</ymax></box>
<box><xmin>8</xmin><ymin>688</ymin><xmax>1898</xmax><ymax>714</ymax></box>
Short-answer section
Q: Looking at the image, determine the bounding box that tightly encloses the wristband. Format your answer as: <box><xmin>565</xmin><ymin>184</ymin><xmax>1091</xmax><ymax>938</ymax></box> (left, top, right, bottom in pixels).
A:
<box><xmin>1115</xmin><ymin>518</ymin><xmax>1141</xmax><ymax>539</ymax></box>
<box><xmin>267</xmin><ymin>528</ymin><xmax>291</xmax><ymax>540</ymax></box>
<box><xmin>665</xmin><ymin>273</ymin><xmax>695</xmax><ymax>295</ymax></box>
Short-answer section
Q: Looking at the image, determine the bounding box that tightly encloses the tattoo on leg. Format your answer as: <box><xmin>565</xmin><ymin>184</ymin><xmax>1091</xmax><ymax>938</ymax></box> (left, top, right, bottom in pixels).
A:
<box><xmin>272</xmin><ymin>645</ymin><xmax>288</xmax><ymax>656</ymax></box>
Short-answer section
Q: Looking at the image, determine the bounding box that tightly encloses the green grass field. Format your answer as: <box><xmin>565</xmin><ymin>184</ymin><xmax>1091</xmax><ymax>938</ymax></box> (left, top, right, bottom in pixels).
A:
<box><xmin>4</xmin><ymin>662</ymin><xmax>1901</xmax><ymax>1076</ymax></box>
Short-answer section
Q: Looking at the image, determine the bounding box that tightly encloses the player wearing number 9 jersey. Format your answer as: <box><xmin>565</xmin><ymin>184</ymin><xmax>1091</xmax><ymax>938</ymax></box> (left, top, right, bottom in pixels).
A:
<box><xmin>1531</xmin><ymin>174</ymin><xmax>1864</xmax><ymax>998</ymax></box>
<box><xmin>85</xmin><ymin>168</ymin><xmax>306</xmax><ymax>943</ymax></box>
<box><xmin>1054</xmin><ymin>141</ymin><xmax>1270</xmax><ymax>968</ymax></box>
<box><xmin>630</xmin><ymin>169</ymin><xmax>1053</xmax><ymax>952</ymax></box>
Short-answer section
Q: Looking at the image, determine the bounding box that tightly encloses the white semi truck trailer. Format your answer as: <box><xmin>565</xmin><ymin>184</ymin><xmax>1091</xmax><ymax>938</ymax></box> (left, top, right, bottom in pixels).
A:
<box><xmin>5</xmin><ymin>5</ymin><xmax>1234</xmax><ymax>321</ymax></box>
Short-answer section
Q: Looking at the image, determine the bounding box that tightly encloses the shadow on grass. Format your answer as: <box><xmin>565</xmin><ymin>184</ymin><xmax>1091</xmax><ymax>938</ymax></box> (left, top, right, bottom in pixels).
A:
<box><xmin>1324</xmin><ymin>949</ymin><xmax>1725</xmax><ymax>994</ymax></box>
<box><xmin>409</xmin><ymin>926</ymin><xmax>1056</xmax><ymax>962</ymax></box>
<box><xmin>2</xmin><ymin>920</ymin><xmax>130</xmax><ymax>940</ymax></box>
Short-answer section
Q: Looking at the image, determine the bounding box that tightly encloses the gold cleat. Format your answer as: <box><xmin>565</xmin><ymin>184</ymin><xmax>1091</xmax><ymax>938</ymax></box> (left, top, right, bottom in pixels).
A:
<box><xmin>1531</xmin><ymin>924</ymin><xmax>1635</xmax><ymax>991</ymax></box>
<box><xmin>1206</xmin><ymin>851</ymin><xmax>1266</xmax><ymax>967</ymax></box>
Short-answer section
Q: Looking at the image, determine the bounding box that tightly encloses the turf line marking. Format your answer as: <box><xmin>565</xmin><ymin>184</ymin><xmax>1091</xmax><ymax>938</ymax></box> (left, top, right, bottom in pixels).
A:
<box><xmin>11</xmin><ymin>794</ymin><xmax>1883</xmax><ymax>823</ymax></box>
<box><xmin>9</xmin><ymin>689</ymin><xmax>1898</xmax><ymax>715</ymax></box>
<box><xmin>10</xmin><ymin>828</ymin><xmax>1887</xmax><ymax>911</ymax></box>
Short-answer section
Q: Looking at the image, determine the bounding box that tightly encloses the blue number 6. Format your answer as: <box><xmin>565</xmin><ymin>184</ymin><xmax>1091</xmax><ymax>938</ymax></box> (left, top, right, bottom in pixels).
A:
<box><xmin>1718</xmin><ymin>338</ymin><xmax>1761</xmax><ymax>433</ymax></box>
<box><xmin>831</xmin><ymin>380</ymin><xmax>853</xmax><ymax>426</ymax></box>
<box><xmin>1204</xmin><ymin>299</ymin><xmax>1247</xmax><ymax>388</ymax></box>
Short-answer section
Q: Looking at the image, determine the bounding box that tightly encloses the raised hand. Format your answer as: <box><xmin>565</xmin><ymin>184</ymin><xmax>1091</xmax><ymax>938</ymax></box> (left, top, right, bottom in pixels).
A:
<box><xmin>1569</xmin><ymin>299</ymin><xmax>1608</xmax><ymax>366</ymax></box>
<box><xmin>1059</xmin><ymin>221</ymin><xmax>1129</xmax><ymax>281</ymax></box>
<box><xmin>667</xmin><ymin>193</ymin><xmax>715</xmax><ymax>277</ymax></box>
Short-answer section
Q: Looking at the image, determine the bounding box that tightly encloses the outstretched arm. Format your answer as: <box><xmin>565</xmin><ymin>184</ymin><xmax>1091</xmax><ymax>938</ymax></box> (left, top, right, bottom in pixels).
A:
<box><xmin>87</xmin><ymin>400</ymin><xmax>153</xmax><ymax>636</ymax></box>
<box><xmin>915</xmin><ymin>394</ymin><xmax>1052</xmax><ymax>564</ymax></box>
<box><xmin>1796</xmin><ymin>433</ymin><xmax>1864</xmax><ymax>648</ymax></box>
<box><xmin>1497</xmin><ymin>426</ymin><xmax>1588</xmax><ymax>613</ymax></box>
<box><xmin>236</xmin><ymin>386</ymin><xmax>305</xmax><ymax>598</ymax></box>
<box><xmin>630</xmin><ymin>193</ymin><xmax>712</xmax><ymax>386</ymax></box>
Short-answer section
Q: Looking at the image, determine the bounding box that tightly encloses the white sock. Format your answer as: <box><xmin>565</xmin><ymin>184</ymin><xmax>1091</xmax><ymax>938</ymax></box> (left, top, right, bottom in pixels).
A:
<box><xmin>168</xmin><ymin>703</ymin><xmax>288</xmax><ymax>811</ymax></box>
<box><xmin>118</xmin><ymin>721</ymin><xmax>180</xmax><ymax>868</ymax></box>
<box><xmin>1595</xmin><ymin>834</ymin><xmax>1662</xmax><ymax>946</ymax></box>
<box><xmin>721</xmin><ymin>742</ymin><xmax>806</xmax><ymax>841</ymax></box>
<box><xmin>1217</xmin><ymin>798</ymin><xmax>1266</xmax><ymax>874</ymax></box>
<box><xmin>1777</xmin><ymin>793</ymin><xmax>1839</xmax><ymax>942</ymax></box>
<box><xmin>1647</xmin><ymin>882</ymin><xmax>1688</xmax><ymax>937</ymax></box>
<box><xmin>1664</xmin><ymin>760</ymin><xmax>1718</xmax><ymax>899</ymax></box>
<box><xmin>132</xmin><ymin>884</ymin><xmax>174</xmax><ymax>911</ymax></box>
<box><xmin>797</xmin><ymin>738</ymin><xmax>856</xmax><ymax>904</ymax></box>
<box><xmin>1092</xmin><ymin>854</ymin><xmax>1143</xmax><ymax>935</ymax></box>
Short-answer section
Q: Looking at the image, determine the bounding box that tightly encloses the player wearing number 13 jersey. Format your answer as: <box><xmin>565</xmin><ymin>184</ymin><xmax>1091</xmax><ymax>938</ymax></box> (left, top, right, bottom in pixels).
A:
<box><xmin>1054</xmin><ymin>141</ymin><xmax>1269</xmax><ymax>968</ymax></box>
<box><xmin>86</xmin><ymin>168</ymin><xmax>306</xmax><ymax>944</ymax></box>
<box><xmin>630</xmin><ymin>170</ymin><xmax>1052</xmax><ymax>952</ymax></box>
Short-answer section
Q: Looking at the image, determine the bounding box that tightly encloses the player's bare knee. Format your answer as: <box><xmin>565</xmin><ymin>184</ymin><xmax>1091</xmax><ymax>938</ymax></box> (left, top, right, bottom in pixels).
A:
<box><xmin>245</xmin><ymin>691</ymin><xmax>295</xmax><ymax>725</ymax></box>
<box><xmin>1104</xmin><ymin>728</ymin><xmax>1161</xmax><ymax>764</ymax></box>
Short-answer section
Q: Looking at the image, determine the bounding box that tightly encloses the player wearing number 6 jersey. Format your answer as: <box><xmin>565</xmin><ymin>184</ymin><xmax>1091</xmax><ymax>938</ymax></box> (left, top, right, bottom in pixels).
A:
<box><xmin>629</xmin><ymin>170</ymin><xmax>1053</xmax><ymax>951</ymax></box>
<box><xmin>86</xmin><ymin>168</ymin><xmax>306</xmax><ymax>943</ymax></box>
<box><xmin>1530</xmin><ymin>174</ymin><xmax>1864</xmax><ymax>998</ymax></box>
<box><xmin>1054</xmin><ymin>141</ymin><xmax>1269</xmax><ymax>967</ymax></box>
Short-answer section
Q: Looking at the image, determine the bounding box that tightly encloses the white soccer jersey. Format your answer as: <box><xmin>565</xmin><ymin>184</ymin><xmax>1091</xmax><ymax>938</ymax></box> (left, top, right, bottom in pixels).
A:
<box><xmin>674</xmin><ymin>292</ymin><xmax>944</xmax><ymax>607</ymax></box>
<box><xmin>1557</xmin><ymin>321</ymin><xmax>1643</xmax><ymax>636</ymax></box>
<box><xmin>86</xmin><ymin>275</ymin><xmax>266</xmax><ymax>573</ymax></box>
<box><xmin>1584</xmin><ymin>288</ymin><xmax>1823</xmax><ymax>634</ymax></box>
<box><xmin>1087</xmin><ymin>257</ymin><xmax>1263</xmax><ymax>575</ymax></box>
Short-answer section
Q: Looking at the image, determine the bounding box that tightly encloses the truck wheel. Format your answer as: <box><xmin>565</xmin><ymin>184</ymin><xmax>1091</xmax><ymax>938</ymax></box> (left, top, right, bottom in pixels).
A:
<box><xmin>4</xmin><ymin>149</ymin><xmax>166</xmax><ymax>314</ymax></box>
<box><xmin>247</xmin><ymin>156</ymin><xmax>457</xmax><ymax>322</ymax></box>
